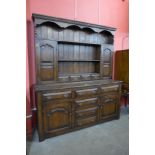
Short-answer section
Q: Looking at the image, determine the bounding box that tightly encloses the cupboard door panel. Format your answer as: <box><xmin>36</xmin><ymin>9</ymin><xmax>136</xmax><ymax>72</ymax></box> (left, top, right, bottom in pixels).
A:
<box><xmin>103</xmin><ymin>48</ymin><xmax>112</xmax><ymax>63</ymax></box>
<box><xmin>36</xmin><ymin>40</ymin><xmax>57</xmax><ymax>82</ymax></box>
<box><xmin>40</xmin><ymin>44</ymin><xmax>54</xmax><ymax>61</ymax></box>
<box><xmin>102</xmin><ymin>64</ymin><xmax>111</xmax><ymax>77</ymax></box>
<box><xmin>46</xmin><ymin>108</ymin><xmax>69</xmax><ymax>131</ymax></box>
<box><xmin>103</xmin><ymin>103</ymin><xmax>116</xmax><ymax>116</ymax></box>
<box><xmin>43</xmin><ymin>100</ymin><xmax>72</xmax><ymax>134</ymax></box>
<box><xmin>100</xmin><ymin>94</ymin><xmax>118</xmax><ymax>119</ymax></box>
<box><xmin>100</xmin><ymin>45</ymin><xmax>113</xmax><ymax>78</ymax></box>
<box><xmin>40</xmin><ymin>66</ymin><xmax>54</xmax><ymax>81</ymax></box>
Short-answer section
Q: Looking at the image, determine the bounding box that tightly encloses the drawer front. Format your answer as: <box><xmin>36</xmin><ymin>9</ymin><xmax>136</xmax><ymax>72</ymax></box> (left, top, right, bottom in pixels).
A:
<box><xmin>75</xmin><ymin>107</ymin><xmax>97</xmax><ymax>119</ymax></box>
<box><xmin>75</xmin><ymin>88</ymin><xmax>98</xmax><ymax>98</ymax></box>
<box><xmin>42</xmin><ymin>90</ymin><xmax>72</xmax><ymax>100</ymax></box>
<box><xmin>76</xmin><ymin>116</ymin><xmax>97</xmax><ymax>127</ymax></box>
<box><xmin>70</xmin><ymin>75</ymin><xmax>81</xmax><ymax>81</ymax></box>
<box><xmin>58</xmin><ymin>76</ymin><xmax>69</xmax><ymax>82</ymax></box>
<box><xmin>75</xmin><ymin>97</ymin><xmax>98</xmax><ymax>109</ymax></box>
<box><xmin>43</xmin><ymin>99</ymin><xmax>72</xmax><ymax>109</ymax></box>
<box><xmin>91</xmin><ymin>74</ymin><xmax>100</xmax><ymax>80</ymax></box>
<box><xmin>81</xmin><ymin>75</ymin><xmax>91</xmax><ymax>81</ymax></box>
<box><xmin>101</xmin><ymin>85</ymin><xmax>119</xmax><ymax>93</ymax></box>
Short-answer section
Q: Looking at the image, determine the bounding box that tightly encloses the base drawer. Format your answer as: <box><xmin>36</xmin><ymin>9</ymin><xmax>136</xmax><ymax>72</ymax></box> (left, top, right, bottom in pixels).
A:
<box><xmin>75</xmin><ymin>87</ymin><xmax>98</xmax><ymax>97</ymax></box>
<box><xmin>42</xmin><ymin>90</ymin><xmax>72</xmax><ymax>100</ymax></box>
<box><xmin>76</xmin><ymin>116</ymin><xmax>97</xmax><ymax>127</ymax></box>
<box><xmin>75</xmin><ymin>107</ymin><xmax>98</xmax><ymax>118</ymax></box>
<box><xmin>75</xmin><ymin>97</ymin><xmax>98</xmax><ymax>109</ymax></box>
<box><xmin>101</xmin><ymin>85</ymin><xmax>119</xmax><ymax>93</ymax></box>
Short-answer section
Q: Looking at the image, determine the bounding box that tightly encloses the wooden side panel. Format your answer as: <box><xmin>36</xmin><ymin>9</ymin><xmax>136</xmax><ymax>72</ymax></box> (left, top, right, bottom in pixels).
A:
<box><xmin>101</xmin><ymin>45</ymin><xmax>113</xmax><ymax>79</ymax></box>
<box><xmin>114</xmin><ymin>50</ymin><xmax>129</xmax><ymax>84</ymax></box>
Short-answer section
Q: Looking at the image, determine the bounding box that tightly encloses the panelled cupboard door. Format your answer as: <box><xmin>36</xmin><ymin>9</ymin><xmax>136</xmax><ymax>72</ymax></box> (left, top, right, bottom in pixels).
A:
<box><xmin>43</xmin><ymin>100</ymin><xmax>72</xmax><ymax>136</ymax></box>
<box><xmin>100</xmin><ymin>45</ymin><xmax>113</xmax><ymax>79</ymax></box>
<box><xmin>35</xmin><ymin>40</ymin><xmax>58</xmax><ymax>83</ymax></box>
<box><xmin>100</xmin><ymin>93</ymin><xmax>118</xmax><ymax>119</ymax></box>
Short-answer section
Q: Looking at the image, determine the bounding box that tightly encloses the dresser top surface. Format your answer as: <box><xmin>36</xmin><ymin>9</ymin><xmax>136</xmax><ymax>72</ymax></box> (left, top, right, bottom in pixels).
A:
<box><xmin>35</xmin><ymin>80</ymin><xmax>122</xmax><ymax>91</ymax></box>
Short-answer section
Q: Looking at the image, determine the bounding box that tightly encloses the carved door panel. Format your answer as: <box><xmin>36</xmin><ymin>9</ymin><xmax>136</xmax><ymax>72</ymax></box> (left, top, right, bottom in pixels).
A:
<box><xmin>100</xmin><ymin>45</ymin><xmax>113</xmax><ymax>79</ymax></box>
<box><xmin>36</xmin><ymin>40</ymin><xmax>58</xmax><ymax>83</ymax></box>
<box><xmin>43</xmin><ymin>100</ymin><xmax>72</xmax><ymax>135</ymax></box>
<box><xmin>100</xmin><ymin>93</ymin><xmax>119</xmax><ymax>119</ymax></box>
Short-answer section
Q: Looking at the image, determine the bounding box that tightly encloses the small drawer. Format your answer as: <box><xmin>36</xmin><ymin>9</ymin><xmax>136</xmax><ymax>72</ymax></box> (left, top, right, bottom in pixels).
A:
<box><xmin>91</xmin><ymin>74</ymin><xmax>100</xmax><ymax>80</ymax></box>
<box><xmin>70</xmin><ymin>75</ymin><xmax>81</xmax><ymax>81</ymax></box>
<box><xmin>42</xmin><ymin>91</ymin><xmax>72</xmax><ymax>100</ymax></box>
<box><xmin>75</xmin><ymin>107</ymin><xmax>97</xmax><ymax>118</ymax></box>
<box><xmin>58</xmin><ymin>76</ymin><xmax>69</xmax><ymax>82</ymax></box>
<box><xmin>76</xmin><ymin>116</ymin><xmax>96</xmax><ymax>127</ymax></box>
<box><xmin>81</xmin><ymin>75</ymin><xmax>91</xmax><ymax>81</ymax></box>
<box><xmin>101</xmin><ymin>85</ymin><xmax>119</xmax><ymax>93</ymax></box>
<box><xmin>75</xmin><ymin>88</ymin><xmax>98</xmax><ymax>97</ymax></box>
<box><xmin>75</xmin><ymin>98</ymin><xmax>98</xmax><ymax>109</ymax></box>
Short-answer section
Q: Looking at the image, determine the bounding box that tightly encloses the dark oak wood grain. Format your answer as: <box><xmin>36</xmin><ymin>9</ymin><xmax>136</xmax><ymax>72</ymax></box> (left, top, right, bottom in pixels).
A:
<box><xmin>114</xmin><ymin>49</ymin><xmax>129</xmax><ymax>106</ymax></box>
<box><xmin>33</xmin><ymin>14</ymin><xmax>122</xmax><ymax>141</ymax></box>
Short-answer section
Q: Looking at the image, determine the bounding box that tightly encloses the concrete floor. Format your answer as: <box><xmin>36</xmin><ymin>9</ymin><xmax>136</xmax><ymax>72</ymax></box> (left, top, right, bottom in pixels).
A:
<box><xmin>27</xmin><ymin>107</ymin><xmax>129</xmax><ymax>155</ymax></box>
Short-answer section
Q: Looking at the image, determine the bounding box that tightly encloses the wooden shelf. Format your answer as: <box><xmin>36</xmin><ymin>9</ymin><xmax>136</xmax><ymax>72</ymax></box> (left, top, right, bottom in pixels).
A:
<box><xmin>59</xmin><ymin>73</ymin><xmax>100</xmax><ymax>76</ymax></box>
<box><xmin>58</xmin><ymin>60</ymin><xmax>100</xmax><ymax>62</ymax></box>
<box><xmin>58</xmin><ymin>40</ymin><xmax>100</xmax><ymax>46</ymax></box>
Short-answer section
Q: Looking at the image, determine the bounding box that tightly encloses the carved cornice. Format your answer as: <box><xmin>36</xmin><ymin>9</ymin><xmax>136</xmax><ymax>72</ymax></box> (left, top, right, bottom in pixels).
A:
<box><xmin>32</xmin><ymin>13</ymin><xmax>116</xmax><ymax>34</ymax></box>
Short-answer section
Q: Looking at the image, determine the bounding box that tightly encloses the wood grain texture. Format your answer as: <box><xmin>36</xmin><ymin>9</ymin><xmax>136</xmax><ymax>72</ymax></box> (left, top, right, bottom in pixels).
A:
<box><xmin>114</xmin><ymin>50</ymin><xmax>129</xmax><ymax>85</ymax></box>
<box><xmin>33</xmin><ymin>14</ymin><xmax>122</xmax><ymax>141</ymax></box>
<box><xmin>35</xmin><ymin>81</ymin><xmax>122</xmax><ymax>141</ymax></box>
